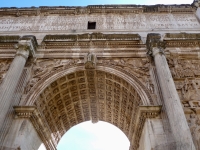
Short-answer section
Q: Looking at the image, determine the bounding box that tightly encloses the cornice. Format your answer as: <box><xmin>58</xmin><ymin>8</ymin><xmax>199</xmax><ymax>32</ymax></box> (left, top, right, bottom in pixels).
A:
<box><xmin>164</xmin><ymin>33</ymin><xmax>200</xmax><ymax>40</ymax></box>
<box><xmin>0</xmin><ymin>36</ymin><xmax>20</xmax><ymax>42</ymax></box>
<box><xmin>0</xmin><ymin>4</ymin><xmax>196</xmax><ymax>17</ymax></box>
<box><xmin>41</xmin><ymin>33</ymin><xmax>144</xmax><ymax>49</ymax></box>
<box><xmin>164</xmin><ymin>33</ymin><xmax>200</xmax><ymax>48</ymax></box>
<box><xmin>43</xmin><ymin>33</ymin><xmax>141</xmax><ymax>41</ymax></box>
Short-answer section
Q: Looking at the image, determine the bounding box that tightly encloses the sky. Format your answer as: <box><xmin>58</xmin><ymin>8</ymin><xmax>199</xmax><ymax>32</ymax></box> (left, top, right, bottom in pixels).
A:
<box><xmin>57</xmin><ymin>121</ymin><xmax>130</xmax><ymax>150</ymax></box>
<box><xmin>0</xmin><ymin>0</ymin><xmax>194</xmax><ymax>7</ymax></box>
<box><xmin>1</xmin><ymin>0</ymin><xmax>194</xmax><ymax>150</ymax></box>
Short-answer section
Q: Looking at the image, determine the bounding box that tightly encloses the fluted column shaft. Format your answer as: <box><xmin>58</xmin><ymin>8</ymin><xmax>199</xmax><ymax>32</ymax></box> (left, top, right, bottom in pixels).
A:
<box><xmin>152</xmin><ymin>47</ymin><xmax>195</xmax><ymax>150</ymax></box>
<box><xmin>0</xmin><ymin>38</ymin><xmax>35</xmax><ymax>131</ymax></box>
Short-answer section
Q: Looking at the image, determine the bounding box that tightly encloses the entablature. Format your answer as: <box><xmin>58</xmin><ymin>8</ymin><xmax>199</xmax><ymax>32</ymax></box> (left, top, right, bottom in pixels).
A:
<box><xmin>0</xmin><ymin>33</ymin><xmax>200</xmax><ymax>59</ymax></box>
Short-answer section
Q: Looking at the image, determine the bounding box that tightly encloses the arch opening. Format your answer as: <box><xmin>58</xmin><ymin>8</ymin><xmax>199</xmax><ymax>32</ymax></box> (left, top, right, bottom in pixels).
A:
<box><xmin>30</xmin><ymin>69</ymin><xmax>154</xmax><ymax>149</ymax></box>
<box><xmin>57</xmin><ymin>121</ymin><xmax>130</xmax><ymax>150</ymax></box>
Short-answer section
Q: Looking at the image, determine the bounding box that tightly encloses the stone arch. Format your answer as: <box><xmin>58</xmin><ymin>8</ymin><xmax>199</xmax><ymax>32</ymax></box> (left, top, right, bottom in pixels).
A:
<box><xmin>24</xmin><ymin>66</ymin><xmax>153</xmax><ymax>106</ymax></box>
<box><xmin>21</xmin><ymin>66</ymin><xmax>157</xmax><ymax>149</ymax></box>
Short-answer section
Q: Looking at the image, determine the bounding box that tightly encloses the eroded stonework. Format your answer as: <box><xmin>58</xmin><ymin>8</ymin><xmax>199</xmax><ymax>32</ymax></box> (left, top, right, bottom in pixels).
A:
<box><xmin>0</xmin><ymin>59</ymin><xmax>12</xmax><ymax>84</ymax></box>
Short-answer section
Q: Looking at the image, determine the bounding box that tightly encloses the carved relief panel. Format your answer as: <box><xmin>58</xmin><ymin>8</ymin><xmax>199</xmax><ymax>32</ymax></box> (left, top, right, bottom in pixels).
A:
<box><xmin>168</xmin><ymin>58</ymin><xmax>200</xmax><ymax>148</ymax></box>
<box><xmin>0</xmin><ymin>59</ymin><xmax>12</xmax><ymax>84</ymax></box>
<box><xmin>186</xmin><ymin>110</ymin><xmax>200</xmax><ymax>149</ymax></box>
<box><xmin>25</xmin><ymin>58</ymin><xmax>83</xmax><ymax>94</ymax></box>
<box><xmin>98</xmin><ymin>58</ymin><xmax>156</xmax><ymax>102</ymax></box>
<box><xmin>168</xmin><ymin>58</ymin><xmax>200</xmax><ymax>107</ymax></box>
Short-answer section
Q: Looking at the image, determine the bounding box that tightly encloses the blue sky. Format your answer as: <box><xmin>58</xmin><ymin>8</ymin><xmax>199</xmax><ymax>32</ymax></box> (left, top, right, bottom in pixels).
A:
<box><xmin>57</xmin><ymin>121</ymin><xmax>130</xmax><ymax>150</ymax></box>
<box><xmin>0</xmin><ymin>0</ymin><xmax>194</xmax><ymax>7</ymax></box>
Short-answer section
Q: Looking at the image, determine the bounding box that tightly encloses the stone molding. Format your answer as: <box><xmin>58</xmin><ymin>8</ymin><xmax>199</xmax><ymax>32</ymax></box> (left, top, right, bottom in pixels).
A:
<box><xmin>43</xmin><ymin>33</ymin><xmax>141</xmax><ymax>41</ymax></box>
<box><xmin>164</xmin><ymin>33</ymin><xmax>200</xmax><ymax>49</ymax></box>
<box><xmin>13</xmin><ymin>106</ymin><xmax>36</xmax><ymax>118</ymax></box>
<box><xmin>0</xmin><ymin>4</ymin><xmax>195</xmax><ymax>17</ymax></box>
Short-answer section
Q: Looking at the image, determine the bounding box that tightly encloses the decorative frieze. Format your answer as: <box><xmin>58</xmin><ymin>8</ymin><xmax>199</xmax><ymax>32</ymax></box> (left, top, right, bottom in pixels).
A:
<box><xmin>168</xmin><ymin>58</ymin><xmax>200</xmax><ymax>79</ymax></box>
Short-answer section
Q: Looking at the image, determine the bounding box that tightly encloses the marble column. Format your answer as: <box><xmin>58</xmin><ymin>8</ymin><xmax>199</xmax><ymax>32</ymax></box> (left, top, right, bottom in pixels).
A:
<box><xmin>147</xmin><ymin>34</ymin><xmax>196</xmax><ymax>150</ymax></box>
<box><xmin>0</xmin><ymin>37</ymin><xmax>36</xmax><ymax>131</ymax></box>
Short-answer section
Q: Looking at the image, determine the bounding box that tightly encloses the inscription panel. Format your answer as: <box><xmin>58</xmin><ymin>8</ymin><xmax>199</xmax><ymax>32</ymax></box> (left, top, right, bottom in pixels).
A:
<box><xmin>146</xmin><ymin>14</ymin><xmax>177</xmax><ymax>29</ymax></box>
<box><xmin>173</xmin><ymin>14</ymin><xmax>200</xmax><ymax>28</ymax></box>
<box><xmin>0</xmin><ymin>13</ymin><xmax>199</xmax><ymax>31</ymax></box>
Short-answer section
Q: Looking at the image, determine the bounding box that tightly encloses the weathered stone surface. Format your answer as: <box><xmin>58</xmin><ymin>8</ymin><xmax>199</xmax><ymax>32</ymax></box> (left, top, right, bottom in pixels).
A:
<box><xmin>0</xmin><ymin>13</ymin><xmax>199</xmax><ymax>32</ymax></box>
<box><xmin>0</xmin><ymin>3</ymin><xmax>200</xmax><ymax>150</ymax></box>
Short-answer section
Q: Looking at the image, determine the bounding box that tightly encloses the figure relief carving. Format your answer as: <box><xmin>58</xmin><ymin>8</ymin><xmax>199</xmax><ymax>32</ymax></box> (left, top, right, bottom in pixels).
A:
<box><xmin>85</xmin><ymin>53</ymin><xmax>96</xmax><ymax>69</ymax></box>
<box><xmin>0</xmin><ymin>59</ymin><xmax>12</xmax><ymax>84</ymax></box>
<box><xmin>25</xmin><ymin>58</ymin><xmax>82</xmax><ymax>94</ymax></box>
<box><xmin>186</xmin><ymin>109</ymin><xmax>200</xmax><ymax>149</ymax></box>
<box><xmin>168</xmin><ymin>58</ymin><xmax>200</xmax><ymax>79</ymax></box>
<box><xmin>175</xmin><ymin>78</ymin><xmax>200</xmax><ymax>108</ymax></box>
<box><xmin>145</xmin><ymin>78</ymin><xmax>154</xmax><ymax>94</ymax></box>
<box><xmin>98</xmin><ymin>58</ymin><xmax>155</xmax><ymax>95</ymax></box>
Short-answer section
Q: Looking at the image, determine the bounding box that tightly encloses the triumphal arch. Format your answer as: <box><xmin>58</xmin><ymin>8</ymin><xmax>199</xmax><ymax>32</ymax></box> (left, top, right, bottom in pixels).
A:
<box><xmin>1</xmin><ymin>0</ymin><xmax>200</xmax><ymax>150</ymax></box>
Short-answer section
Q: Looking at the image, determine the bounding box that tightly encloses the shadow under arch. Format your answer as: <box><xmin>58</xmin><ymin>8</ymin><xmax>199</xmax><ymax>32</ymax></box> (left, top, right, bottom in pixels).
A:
<box><xmin>20</xmin><ymin>65</ymin><xmax>157</xmax><ymax>150</ymax></box>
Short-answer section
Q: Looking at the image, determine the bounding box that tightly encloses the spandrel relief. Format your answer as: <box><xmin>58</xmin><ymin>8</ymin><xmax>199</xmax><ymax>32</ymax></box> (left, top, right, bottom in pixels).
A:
<box><xmin>0</xmin><ymin>59</ymin><xmax>12</xmax><ymax>84</ymax></box>
<box><xmin>186</xmin><ymin>109</ymin><xmax>200</xmax><ymax>149</ymax></box>
<box><xmin>169</xmin><ymin>58</ymin><xmax>200</xmax><ymax>107</ymax></box>
<box><xmin>168</xmin><ymin>58</ymin><xmax>200</xmax><ymax>79</ymax></box>
<box><xmin>98</xmin><ymin>58</ymin><xmax>156</xmax><ymax>96</ymax></box>
<box><xmin>175</xmin><ymin>78</ymin><xmax>200</xmax><ymax>108</ymax></box>
<box><xmin>172</xmin><ymin>58</ymin><xmax>200</xmax><ymax>148</ymax></box>
<box><xmin>25</xmin><ymin>58</ymin><xmax>82</xmax><ymax>94</ymax></box>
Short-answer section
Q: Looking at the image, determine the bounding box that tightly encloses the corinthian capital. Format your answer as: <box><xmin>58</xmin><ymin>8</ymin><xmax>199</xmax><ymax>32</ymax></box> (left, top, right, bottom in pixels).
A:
<box><xmin>15</xmin><ymin>35</ymin><xmax>38</xmax><ymax>58</ymax></box>
<box><xmin>146</xmin><ymin>33</ymin><xmax>165</xmax><ymax>56</ymax></box>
